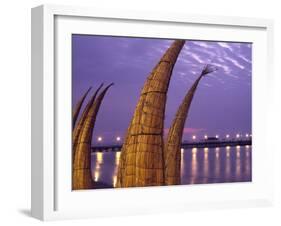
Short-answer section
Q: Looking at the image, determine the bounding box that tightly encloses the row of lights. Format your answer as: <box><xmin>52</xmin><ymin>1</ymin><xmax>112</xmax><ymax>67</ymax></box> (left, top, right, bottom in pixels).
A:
<box><xmin>96</xmin><ymin>133</ymin><xmax>251</xmax><ymax>142</ymax></box>
<box><xmin>97</xmin><ymin>136</ymin><xmax>121</xmax><ymax>142</ymax></box>
<box><xmin>182</xmin><ymin>145</ymin><xmax>250</xmax><ymax>152</ymax></box>
<box><xmin>192</xmin><ymin>133</ymin><xmax>251</xmax><ymax>140</ymax></box>
<box><xmin>181</xmin><ymin>145</ymin><xmax>250</xmax><ymax>154</ymax></box>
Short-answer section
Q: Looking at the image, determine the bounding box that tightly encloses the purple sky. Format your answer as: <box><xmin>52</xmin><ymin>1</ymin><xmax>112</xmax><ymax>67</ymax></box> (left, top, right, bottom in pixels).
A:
<box><xmin>72</xmin><ymin>35</ymin><xmax>252</xmax><ymax>144</ymax></box>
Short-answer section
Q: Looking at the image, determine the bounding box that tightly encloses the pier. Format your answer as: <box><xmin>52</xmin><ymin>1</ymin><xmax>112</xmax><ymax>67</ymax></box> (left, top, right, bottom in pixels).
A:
<box><xmin>91</xmin><ymin>139</ymin><xmax>252</xmax><ymax>152</ymax></box>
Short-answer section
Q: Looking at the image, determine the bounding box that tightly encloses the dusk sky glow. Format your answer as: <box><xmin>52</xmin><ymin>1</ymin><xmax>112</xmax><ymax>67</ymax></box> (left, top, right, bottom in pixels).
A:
<box><xmin>72</xmin><ymin>35</ymin><xmax>252</xmax><ymax>144</ymax></box>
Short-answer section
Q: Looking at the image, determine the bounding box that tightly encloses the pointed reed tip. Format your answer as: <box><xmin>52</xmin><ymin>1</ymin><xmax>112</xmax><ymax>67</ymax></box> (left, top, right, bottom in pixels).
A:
<box><xmin>92</xmin><ymin>83</ymin><xmax>104</xmax><ymax>97</ymax></box>
<box><xmin>201</xmin><ymin>64</ymin><xmax>218</xmax><ymax>76</ymax></box>
<box><xmin>97</xmin><ymin>83</ymin><xmax>104</xmax><ymax>89</ymax></box>
<box><xmin>100</xmin><ymin>83</ymin><xmax>114</xmax><ymax>94</ymax></box>
<box><xmin>105</xmin><ymin>83</ymin><xmax>114</xmax><ymax>89</ymax></box>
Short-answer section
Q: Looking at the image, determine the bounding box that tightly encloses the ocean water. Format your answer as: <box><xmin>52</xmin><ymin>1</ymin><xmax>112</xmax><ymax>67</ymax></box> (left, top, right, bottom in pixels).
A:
<box><xmin>91</xmin><ymin>146</ymin><xmax>252</xmax><ymax>188</ymax></box>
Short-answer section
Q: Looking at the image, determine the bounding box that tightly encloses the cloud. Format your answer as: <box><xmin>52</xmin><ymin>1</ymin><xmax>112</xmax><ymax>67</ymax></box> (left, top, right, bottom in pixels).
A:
<box><xmin>141</xmin><ymin>39</ymin><xmax>251</xmax><ymax>88</ymax></box>
<box><xmin>228</xmin><ymin>74</ymin><xmax>239</xmax><ymax>79</ymax></box>
<box><xmin>238</xmin><ymin>54</ymin><xmax>252</xmax><ymax>64</ymax></box>
<box><xmin>192</xmin><ymin>42</ymin><xmax>213</xmax><ymax>49</ymax></box>
<box><xmin>211</xmin><ymin>62</ymin><xmax>231</xmax><ymax>74</ymax></box>
<box><xmin>217</xmin><ymin>57</ymin><xmax>225</xmax><ymax>63</ymax></box>
<box><xmin>189</xmin><ymin>52</ymin><xmax>205</xmax><ymax>64</ymax></box>
<box><xmin>177</xmin><ymin>58</ymin><xmax>197</xmax><ymax>66</ymax></box>
<box><xmin>217</xmin><ymin>42</ymin><xmax>234</xmax><ymax>52</ymax></box>
<box><xmin>224</xmin><ymin>56</ymin><xmax>245</xmax><ymax>69</ymax></box>
<box><xmin>202</xmin><ymin>82</ymin><xmax>212</xmax><ymax>87</ymax></box>
<box><xmin>192</xmin><ymin>46</ymin><xmax>217</xmax><ymax>58</ymax></box>
<box><xmin>183</xmin><ymin>127</ymin><xmax>206</xmax><ymax>134</ymax></box>
<box><xmin>151</xmin><ymin>46</ymin><xmax>166</xmax><ymax>54</ymax></box>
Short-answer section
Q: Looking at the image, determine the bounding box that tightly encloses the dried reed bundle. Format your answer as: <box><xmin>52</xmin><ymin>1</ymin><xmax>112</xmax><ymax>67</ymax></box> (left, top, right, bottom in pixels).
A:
<box><xmin>72</xmin><ymin>83</ymin><xmax>113</xmax><ymax>190</ymax></box>
<box><xmin>164</xmin><ymin>64</ymin><xmax>217</xmax><ymax>185</ymax></box>
<box><xmin>117</xmin><ymin>40</ymin><xmax>185</xmax><ymax>187</ymax></box>
<box><xmin>72</xmin><ymin>84</ymin><xmax>103</xmax><ymax>160</ymax></box>
<box><xmin>72</xmin><ymin>87</ymin><xmax>92</xmax><ymax>129</ymax></box>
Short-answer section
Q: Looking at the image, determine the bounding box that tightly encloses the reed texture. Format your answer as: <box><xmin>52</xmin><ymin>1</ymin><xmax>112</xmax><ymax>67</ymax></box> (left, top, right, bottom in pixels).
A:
<box><xmin>116</xmin><ymin>40</ymin><xmax>185</xmax><ymax>187</ymax></box>
<box><xmin>72</xmin><ymin>83</ymin><xmax>113</xmax><ymax>190</ymax></box>
<box><xmin>72</xmin><ymin>87</ymin><xmax>92</xmax><ymax>129</ymax></box>
<box><xmin>72</xmin><ymin>84</ymin><xmax>103</xmax><ymax>160</ymax></box>
<box><xmin>164</xmin><ymin>64</ymin><xmax>217</xmax><ymax>185</ymax></box>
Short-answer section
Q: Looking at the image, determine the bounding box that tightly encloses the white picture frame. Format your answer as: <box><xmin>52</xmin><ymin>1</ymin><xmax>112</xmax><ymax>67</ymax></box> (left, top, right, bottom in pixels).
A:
<box><xmin>31</xmin><ymin>4</ymin><xmax>274</xmax><ymax>221</ymax></box>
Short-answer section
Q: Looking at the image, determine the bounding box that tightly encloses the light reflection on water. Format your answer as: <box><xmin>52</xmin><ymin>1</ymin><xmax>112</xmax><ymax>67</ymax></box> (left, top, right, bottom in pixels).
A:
<box><xmin>91</xmin><ymin>146</ymin><xmax>252</xmax><ymax>188</ymax></box>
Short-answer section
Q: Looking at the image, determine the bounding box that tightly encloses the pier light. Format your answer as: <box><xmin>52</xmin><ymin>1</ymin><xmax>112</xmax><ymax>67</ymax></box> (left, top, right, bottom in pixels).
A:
<box><xmin>237</xmin><ymin>151</ymin><xmax>240</xmax><ymax>158</ymax></box>
<box><xmin>204</xmin><ymin>135</ymin><xmax>208</xmax><ymax>139</ymax></box>
<box><xmin>236</xmin><ymin>145</ymin><xmax>241</xmax><ymax>149</ymax></box>
<box><xmin>215</xmin><ymin>148</ymin><xmax>219</xmax><ymax>157</ymax></box>
<box><xmin>215</xmin><ymin>135</ymin><xmax>219</xmax><ymax>139</ymax></box>
<box><xmin>97</xmin><ymin>152</ymin><xmax>103</xmax><ymax>164</ymax></box>
<box><xmin>116</xmin><ymin>136</ymin><xmax>121</xmax><ymax>142</ymax></box>
<box><xmin>192</xmin><ymin>135</ymin><xmax>196</xmax><ymax>140</ymax></box>
<box><xmin>192</xmin><ymin>148</ymin><xmax>197</xmax><ymax>154</ymax></box>
<box><xmin>245</xmin><ymin>133</ymin><xmax>249</xmax><ymax>138</ymax></box>
<box><xmin>226</xmin><ymin>146</ymin><xmax>231</xmax><ymax>150</ymax></box>
<box><xmin>236</xmin><ymin>134</ymin><xmax>240</xmax><ymax>138</ymax></box>
<box><xmin>115</xmin><ymin>152</ymin><xmax>121</xmax><ymax>165</ymax></box>
<box><xmin>113</xmin><ymin>176</ymin><xmax>117</xmax><ymax>187</ymax></box>
<box><xmin>94</xmin><ymin>171</ymin><xmax>100</xmax><ymax>182</ymax></box>
<box><xmin>226</xmin><ymin>134</ymin><xmax>230</xmax><ymax>139</ymax></box>
<box><xmin>204</xmin><ymin>148</ymin><xmax>208</xmax><ymax>159</ymax></box>
<box><xmin>97</xmin><ymin>136</ymin><xmax>103</xmax><ymax>142</ymax></box>
<box><xmin>216</xmin><ymin>152</ymin><xmax>219</xmax><ymax>158</ymax></box>
<box><xmin>181</xmin><ymin>148</ymin><xmax>184</xmax><ymax>153</ymax></box>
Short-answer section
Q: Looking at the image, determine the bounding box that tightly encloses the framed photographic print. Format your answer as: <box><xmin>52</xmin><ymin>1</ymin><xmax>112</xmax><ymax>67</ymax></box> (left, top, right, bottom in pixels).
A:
<box><xmin>31</xmin><ymin>4</ymin><xmax>274</xmax><ymax>221</ymax></box>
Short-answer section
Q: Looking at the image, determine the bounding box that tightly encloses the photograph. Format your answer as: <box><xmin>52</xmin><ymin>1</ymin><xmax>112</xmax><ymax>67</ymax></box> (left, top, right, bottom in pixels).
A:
<box><xmin>71</xmin><ymin>35</ymin><xmax>252</xmax><ymax>190</ymax></box>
